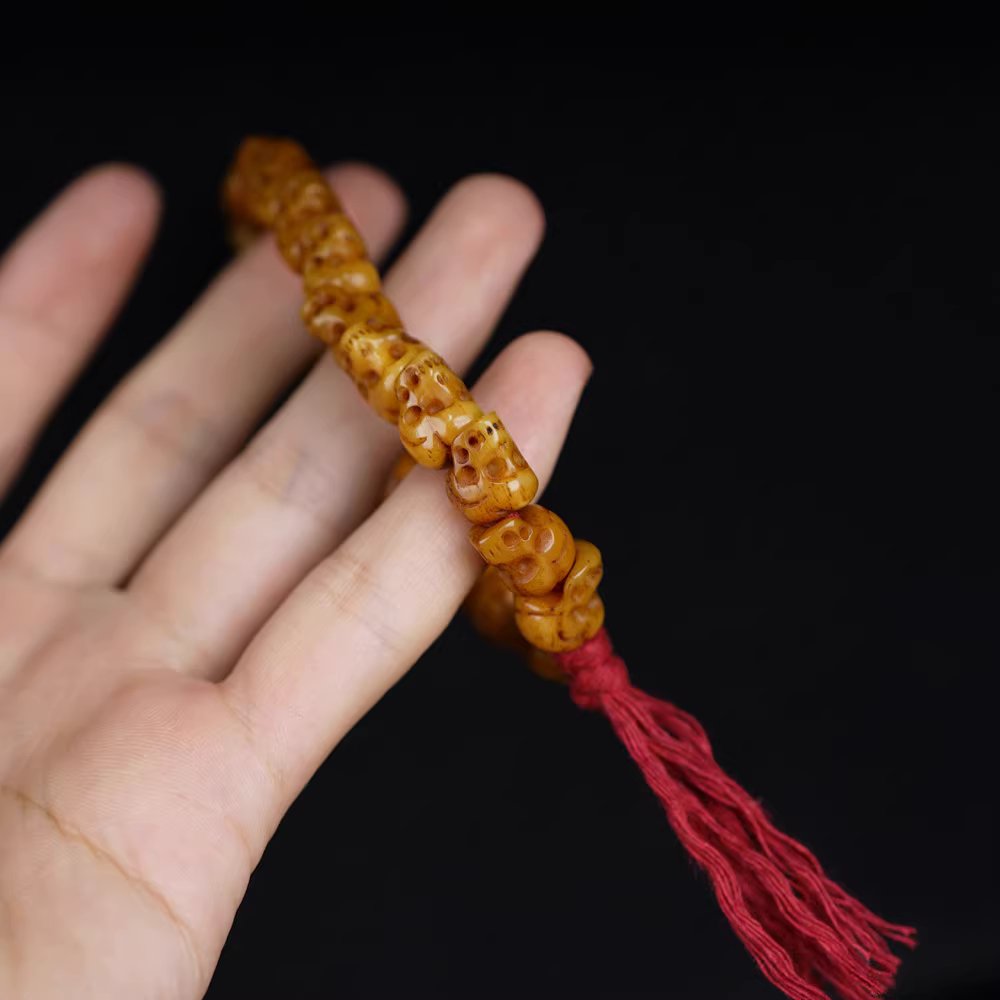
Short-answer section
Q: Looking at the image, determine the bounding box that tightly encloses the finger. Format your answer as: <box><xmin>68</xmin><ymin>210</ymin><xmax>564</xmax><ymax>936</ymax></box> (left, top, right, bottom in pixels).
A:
<box><xmin>0</xmin><ymin>165</ymin><xmax>160</xmax><ymax>496</ymax></box>
<box><xmin>130</xmin><ymin>175</ymin><xmax>544</xmax><ymax>676</ymax></box>
<box><xmin>222</xmin><ymin>331</ymin><xmax>592</xmax><ymax>813</ymax></box>
<box><xmin>2</xmin><ymin>165</ymin><xmax>406</xmax><ymax>587</ymax></box>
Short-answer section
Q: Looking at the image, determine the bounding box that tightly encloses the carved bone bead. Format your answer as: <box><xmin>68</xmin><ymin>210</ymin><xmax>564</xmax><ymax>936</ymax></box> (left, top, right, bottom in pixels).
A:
<box><xmin>292</xmin><ymin>213</ymin><xmax>366</xmax><ymax>286</ymax></box>
<box><xmin>469</xmin><ymin>504</ymin><xmax>575</xmax><ymax>597</ymax></box>
<box><xmin>302</xmin><ymin>288</ymin><xmax>399</xmax><ymax>347</ymax></box>
<box><xmin>334</xmin><ymin>323</ymin><xmax>423</xmax><ymax>421</ymax></box>
<box><xmin>395</xmin><ymin>350</ymin><xmax>482</xmax><ymax>468</ymax></box>
<box><xmin>464</xmin><ymin>566</ymin><xmax>564</xmax><ymax>681</ymax></box>
<box><xmin>446</xmin><ymin>413</ymin><xmax>538</xmax><ymax>524</ymax></box>
<box><xmin>223</xmin><ymin>137</ymin><xmax>313</xmax><ymax>228</ymax></box>
<box><xmin>274</xmin><ymin>174</ymin><xmax>342</xmax><ymax>270</ymax></box>
<box><xmin>514</xmin><ymin>540</ymin><xmax>605</xmax><ymax>652</ymax></box>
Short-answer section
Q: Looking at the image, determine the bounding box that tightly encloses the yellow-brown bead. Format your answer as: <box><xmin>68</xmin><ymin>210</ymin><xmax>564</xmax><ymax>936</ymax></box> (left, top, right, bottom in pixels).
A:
<box><xmin>464</xmin><ymin>566</ymin><xmax>564</xmax><ymax>681</ymax></box>
<box><xmin>447</xmin><ymin>413</ymin><xmax>538</xmax><ymax>524</ymax></box>
<box><xmin>302</xmin><ymin>289</ymin><xmax>399</xmax><ymax>347</ymax></box>
<box><xmin>514</xmin><ymin>540</ymin><xmax>605</xmax><ymax>652</ymax></box>
<box><xmin>395</xmin><ymin>351</ymin><xmax>482</xmax><ymax>468</ymax></box>
<box><xmin>277</xmin><ymin>194</ymin><xmax>356</xmax><ymax>272</ymax></box>
<box><xmin>469</xmin><ymin>504</ymin><xmax>575</xmax><ymax>597</ymax></box>
<box><xmin>295</xmin><ymin>213</ymin><xmax>367</xmax><ymax>284</ymax></box>
<box><xmin>334</xmin><ymin>323</ymin><xmax>423</xmax><ymax>421</ymax></box>
<box><xmin>223</xmin><ymin>137</ymin><xmax>313</xmax><ymax>229</ymax></box>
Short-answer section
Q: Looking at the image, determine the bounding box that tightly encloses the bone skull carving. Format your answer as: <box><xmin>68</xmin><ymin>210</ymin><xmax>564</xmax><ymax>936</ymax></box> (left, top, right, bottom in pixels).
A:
<box><xmin>464</xmin><ymin>566</ymin><xmax>564</xmax><ymax>681</ymax></box>
<box><xmin>283</xmin><ymin>212</ymin><xmax>367</xmax><ymax>286</ymax></box>
<box><xmin>273</xmin><ymin>171</ymin><xmax>339</xmax><ymax>269</ymax></box>
<box><xmin>395</xmin><ymin>350</ymin><xmax>482</xmax><ymax>468</ymax></box>
<box><xmin>514</xmin><ymin>540</ymin><xmax>605</xmax><ymax>652</ymax></box>
<box><xmin>334</xmin><ymin>323</ymin><xmax>422</xmax><ymax>420</ymax></box>
<box><xmin>223</xmin><ymin>137</ymin><xmax>313</xmax><ymax>228</ymax></box>
<box><xmin>302</xmin><ymin>287</ymin><xmax>399</xmax><ymax>346</ymax></box>
<box><xmin>470</xmin><ymin>504</ymin><xmax>575</xmax><ymax>597</ymax></box>
<box><xmin>304</xmin><ymin>257</ymin><xmax>381</xmax><ymax>296</ymax></box>
<box><xmin>446</xmin><ymin>413</ymin><xmax>538</xmax><ymax>524</ymax></box>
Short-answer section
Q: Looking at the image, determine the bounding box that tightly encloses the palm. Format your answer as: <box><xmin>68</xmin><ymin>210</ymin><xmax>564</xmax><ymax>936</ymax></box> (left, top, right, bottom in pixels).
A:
<box><xmin>0</xmin><ymin>572</ymin><xmax>251</xmax><ymax>998</ymax></box>
<box><xmin>0</xmin><ymin>161</ymin><xmax>590</xmax><ymax>998</ymax></box>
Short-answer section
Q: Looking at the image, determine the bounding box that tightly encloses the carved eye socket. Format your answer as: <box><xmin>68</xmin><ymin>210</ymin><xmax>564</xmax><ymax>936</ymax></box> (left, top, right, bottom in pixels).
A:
<box><xmin>456</xmin><ymin>465</ymin><xmax>478</xmax><ymax>487</ymax></box>
<box><xmin>501</xmin><ymin>530</ymin><xmax>521</xmax><ymax>549</ymax></box>
<box><xmin>454</xmin><ymin>446</ymin><xmax>470</xmax><ymax>464</ymax></box>
<box><xmin>518</xmin><ymin>525</ymin><xmax>531</xmax><ymax>541</ymax></box>
<box><xmin>512</xmin><ymin>556</ymin><xmax>537</xmax><ymax>584</ymax></box>
<box><xmin>467</xmin><ymin>434</ymin><xmax>481</xmax><ymax>449</ymax></box>
<box><xmin>405</xmin><ymin>368</ymin><xmax>420</xmax><ymax>388</ymax></box>
<box><xmin>533</xmin><ymin>528</ymin><xmax>555</xmax><ymax>554</ymax></box>
<box><xmin>435</xmin><ymin>373</ymin><xmax>447</xmax><ymax>386</ymax></box>
<box><xmin>485</xmin><ymin>457</ymin><xmax>507</xmax><ymax>480</ymax></box>
<box><xmin>402</xmin><ymin>405</ymin><xmax>422</xmax><ymax>426</ymax></box>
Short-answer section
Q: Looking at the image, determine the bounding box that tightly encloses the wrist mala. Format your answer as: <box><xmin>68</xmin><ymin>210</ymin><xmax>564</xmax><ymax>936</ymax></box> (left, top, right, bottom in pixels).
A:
<box><xmin>223</xmin><ymin>138</ymin><xmax>915</xmax><ymax>1000</ymax></box>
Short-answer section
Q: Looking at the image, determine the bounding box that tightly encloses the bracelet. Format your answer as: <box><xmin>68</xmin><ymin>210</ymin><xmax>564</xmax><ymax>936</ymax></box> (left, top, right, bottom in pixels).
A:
<box><xmin>224</xmin><ymin>137</ymin><xmax>601</xmax><ymax>656</ymax></box>
<box><xmin>223</xmin><ymin>137</ymin><xmax>915</xmax><ymax>1000</ymax></box>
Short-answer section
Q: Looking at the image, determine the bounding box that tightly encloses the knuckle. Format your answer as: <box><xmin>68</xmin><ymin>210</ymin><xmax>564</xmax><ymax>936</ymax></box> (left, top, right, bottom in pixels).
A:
<box><xmin>105</xmin><ymin>386</ymin><xmax>221</xmax><ymax>472</ymax></box>
<box><xmin>308</xmin><ymin>547</ymin><xmax>405</xmax><ymax>657</ymax></box>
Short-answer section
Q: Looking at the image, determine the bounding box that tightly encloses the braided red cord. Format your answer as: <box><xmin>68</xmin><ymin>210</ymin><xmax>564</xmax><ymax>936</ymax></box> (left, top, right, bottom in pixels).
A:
<box><xmin>555</xmin><ymin>629</ymin><xmax>916</xmax><ymax>1000</ymax></box>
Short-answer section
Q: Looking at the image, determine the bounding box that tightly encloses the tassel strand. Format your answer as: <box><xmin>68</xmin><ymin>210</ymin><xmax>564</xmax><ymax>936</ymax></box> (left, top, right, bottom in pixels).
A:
<box><xmin>555</xmin><ymin>629</ymin><xmax>916</xmax><ymax>1000</ymax></box>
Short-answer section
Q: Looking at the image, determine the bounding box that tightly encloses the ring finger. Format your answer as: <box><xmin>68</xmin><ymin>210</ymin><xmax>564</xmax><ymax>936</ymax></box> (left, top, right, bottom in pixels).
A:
<box><xmin>1</xmin><ymin>164</ymin><xmax>406</xmax><ymax>587</ymax></box>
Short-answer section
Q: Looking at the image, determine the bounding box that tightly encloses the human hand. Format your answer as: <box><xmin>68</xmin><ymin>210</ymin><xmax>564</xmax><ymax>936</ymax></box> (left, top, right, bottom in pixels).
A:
<box><xmin>0</xmin><ymin>160</ymin><xmax>591</xmax><ymax>999</ymax></box>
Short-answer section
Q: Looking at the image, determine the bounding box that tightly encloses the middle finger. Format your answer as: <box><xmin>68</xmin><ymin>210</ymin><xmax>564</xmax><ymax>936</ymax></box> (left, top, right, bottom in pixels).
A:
<box><xmin>128</xmin><ymin>174</ymin><xmax>544</xmax><ymax>677</ymax></box>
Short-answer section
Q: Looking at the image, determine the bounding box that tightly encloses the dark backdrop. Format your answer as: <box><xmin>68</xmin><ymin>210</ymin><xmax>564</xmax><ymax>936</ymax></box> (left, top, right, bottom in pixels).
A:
<box><xmin>1</xmin><ymin>37</ymin><xmax>997</xmax><ymax>999</ymax></box>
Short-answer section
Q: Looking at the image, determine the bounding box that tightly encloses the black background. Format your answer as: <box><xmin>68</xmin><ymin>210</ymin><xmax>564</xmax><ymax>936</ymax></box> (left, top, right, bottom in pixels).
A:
<box><xmin>1</xmin><ymin>36</ymin><xmax>997</xmax><ymax>999</ymax></box>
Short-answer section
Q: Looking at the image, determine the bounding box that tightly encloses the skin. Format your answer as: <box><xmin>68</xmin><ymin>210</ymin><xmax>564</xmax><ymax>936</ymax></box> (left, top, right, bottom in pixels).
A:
<box><xmin>0</xmin><ymin>161</ymin><xmax>591</xmax><ymax>999</ymax></box>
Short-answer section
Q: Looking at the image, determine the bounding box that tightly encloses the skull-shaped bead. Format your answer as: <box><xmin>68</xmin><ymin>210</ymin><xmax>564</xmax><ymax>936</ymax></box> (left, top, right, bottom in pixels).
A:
<box><xmin>311</xmin><ymin>259</ymin><xmax>380</xmax><ymax>293</ymax></box>
<box><xmin>303</xmin><ymin>255</ymin><xmax>380</xmax><ymax>297</ymax></box>
<box><xmin>395</xmin><ymin>350</ymin><xmax>483</xmax><ymax>468</ymax></box>
<box><xmin>274</xmin><ymin>178</ymin><xmax>344</xmax><ymax>271</ymax></box>
<box><xmin>223</xmin><ymin>137</ymin><xmax>312</xmax><ymax>228</ymax></box>
<box><xmin>464</xmin><ymin>566</ymin><xmax>564</xmax><ymax>682</ymax></box>
<box><xmin>469</xmin><ymin>504</ymin><xmax>575</xmax><ymax>597</ymax></box>
<box><xmin>446</xmin><ymin>413</ymin><xmax>538</xmax><ymax>524</ymax></box>
<box><xmin>334</xmin><ymin>323</ymin><xmax>423</xmax><ymax>421</ymax></box>
<box><xmin>302</xmin><ymin>287</ymin><xmax>399</xmax><ymax>346</ymax></box>
<box><xmin>514</xmin><ymin>540</ymin><xmax>605</xmax><ymax>652</ymax></box>
<box><xmin>280</xmin><ymin>212</ymin><xmax>366</xmax><ymax>286</ymax></box>
<box><xmin>280</xmin><ymin>168</ymin><xmax>336</xmax><ymax>217</ymax></box>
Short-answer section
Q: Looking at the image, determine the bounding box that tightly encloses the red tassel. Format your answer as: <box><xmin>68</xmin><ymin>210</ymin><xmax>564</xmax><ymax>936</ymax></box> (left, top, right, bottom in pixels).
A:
<box><xmin>554</xmin><ymin>628</ymin><xmax>916</xmax><ymax>1000</ymax></box>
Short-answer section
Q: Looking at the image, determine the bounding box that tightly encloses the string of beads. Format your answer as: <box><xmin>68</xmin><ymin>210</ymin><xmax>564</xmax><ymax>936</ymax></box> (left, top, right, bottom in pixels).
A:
<box><xmin>224</xmin><ymin>137</ymin><xmax>603</xmax><ymax>653</ymax></box>
<box><xmin>223</xmin><ymin>137</ymin><xmax>917</xmax><ymax>1000</ymax></box>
